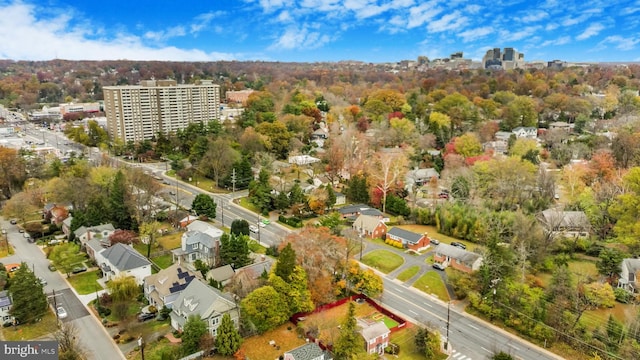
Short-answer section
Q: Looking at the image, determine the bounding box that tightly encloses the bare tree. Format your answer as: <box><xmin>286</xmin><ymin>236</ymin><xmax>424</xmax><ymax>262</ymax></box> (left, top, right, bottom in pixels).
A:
<box><xmin>55</xmin><ymin>322</ymin><xmax>87</xmax><ymax>360</ymax></box>
<box><xmin>369</xmin><ymin>149</ymin><xmax>408</xmax><ymax>213</ymax></box>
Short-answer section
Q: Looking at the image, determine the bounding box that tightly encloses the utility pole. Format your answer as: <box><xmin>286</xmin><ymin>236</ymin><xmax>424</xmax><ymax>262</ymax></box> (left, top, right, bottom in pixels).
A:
<box><xmin>490</xmin><ymin>278</ymin><xmax>500</xmax><ymax>322</ymax></box>
<box><xmin>445</xmin><ymin>301</ymin><xmax>451</xmax><ymax>350</ymax></box>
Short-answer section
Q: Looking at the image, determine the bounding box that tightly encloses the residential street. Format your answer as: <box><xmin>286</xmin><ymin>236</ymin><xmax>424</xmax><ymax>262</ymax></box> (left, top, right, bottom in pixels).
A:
<box><xmin>0</xmin><ymin>218</ymin><xmax>125</xmax><ymax>360</ymax></box>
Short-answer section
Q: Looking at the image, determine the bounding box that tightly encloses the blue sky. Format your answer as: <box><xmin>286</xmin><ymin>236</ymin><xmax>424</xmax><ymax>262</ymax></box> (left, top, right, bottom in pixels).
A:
<box><xmin>1</xmin><ymin>0</ymin><xmax>639</xmax><ymax>63</ymax></box>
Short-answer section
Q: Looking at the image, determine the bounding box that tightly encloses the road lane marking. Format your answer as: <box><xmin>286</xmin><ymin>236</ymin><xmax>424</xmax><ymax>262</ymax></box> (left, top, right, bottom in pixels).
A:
<box><xmin>395</xmin><ymin>288</ymin><xmax>404</xmax><ymax>293</ymax></box>
<box><xmin>508</xmin><ymin>343</ymin><xmax>520</xmax><ymax>351</ymax></box>
<box><xmin>409</xmin><ymin>310</ymin><xmax>418</xmax><ymax>315</ymax></box>
<box><xmin>468</xmin><ymin>324</ymin><xmax>479</xmax><ymax>330</ymax></box>
<box><xmin>481</xmin><ymin>347</ymin><xmax>492</xmax><ymax>353</ymax></box>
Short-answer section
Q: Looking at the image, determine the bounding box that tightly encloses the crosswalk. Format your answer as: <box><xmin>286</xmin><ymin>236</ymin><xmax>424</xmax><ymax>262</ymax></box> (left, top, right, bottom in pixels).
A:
<box><xmin>451</xmin><ymin>350</ymin><xmax>472</xmax><ymax>360</ymax></box>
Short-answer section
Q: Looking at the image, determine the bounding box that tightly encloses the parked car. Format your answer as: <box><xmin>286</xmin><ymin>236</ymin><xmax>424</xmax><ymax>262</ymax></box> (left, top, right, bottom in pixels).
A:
<box><xmin>56</xmin><ymin>307</ymin><xmax>68</xmax><ymax>319</ymax></box>
<box><xmin>137</xmin><ymin>312</ymin><xmax>156</xmax><ymax>322</ymax></box>
<box><xmin>48</xmin><ymin>263</ymin><xmax>57</xmax><ymax>272</ymax></box>
<box><xmin>23</xmin><ymin>232</ymin><xmax>30</xmax><ymax>238</ymax></box>
<box><xmin>9</xmin><ymin>219</ymin><xmax>17</xmax><ymax>225</ymax></box>
<box><xmin>249</xmin><ymin>225</ymin><xmax>259</xmax><ymax>233</ymax></box>
<box><xmin>430</xmin><ymin>238</ymin><xmax>440</xmax><ymax>245</ymax></box>
<box><xmin>71</xmin><ymin>266</ymin><xmax>87</xmax><ymax>274</ymax></box>
<box><xmin>18</xmin><ymin>229</ymin><xmax>24</xmax><ymax>233</ymax></box>
<box><xmin>451</xmin><ymin>241</ymin><xmax>467</xmax><ymax>250</ymax></box>
<box><xmin>38</xmin><ymin>277</ymin><xmax>47</xmax><ymax>286</ymax></box>
<box><xmin>432</xmin><ymin>263</ymin><xmax>446</xmax><ymax>271</ymax></box>
<box><xmin>261</xmin><ymin>219</ymin><xmax>270</xmax><ymax>226</ymax></box>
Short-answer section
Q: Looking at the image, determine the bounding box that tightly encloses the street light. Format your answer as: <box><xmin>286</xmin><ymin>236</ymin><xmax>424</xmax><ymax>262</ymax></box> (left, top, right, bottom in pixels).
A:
<box><xmin>138</xmin><ymin>337</ymin><xmax>145</xmax><ymax>360</ymax></box>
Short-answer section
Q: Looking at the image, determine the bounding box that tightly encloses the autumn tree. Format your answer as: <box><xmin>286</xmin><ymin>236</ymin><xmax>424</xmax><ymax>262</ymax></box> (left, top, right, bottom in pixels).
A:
<box><xmin>200</xmin><ymin>138</ymin><xmax>241</xmax><ymax>187</ymax></box>
<box><xmin>108</xmin><ymin>229</ymin><xmax>138</xmax><ymax>245</ymax></box>
<box><xmin>240</xmin><ymin>286</ymin><xmax>289</xmax><ymax>334</ymax></box>
<box><xmin>139</xmin><ymin>221</ymin><xmax>162</xmax><ymax>258</ymax></box>
<box><xmin>472</xmin><ymin>157</ymin><xmax>537</xmax><ymax>211</ymax></box>
<box><xmin>369</xmin><ymin>149</ymin><xmax>407</xmax><ymax>213</ymax></box>
<box><xmin>55</xmin><ymin>322</ymin><xmax>88</xmax><ymax>360</ymax></box>
<box><xmin>610</xmin><ymin>167</ymin><xmax>640</xmax><ymax>252</ymax></box>
<box><xmin>452</xmin><ymin>133</ymin><xmax>483</xmax><ymax>158</ymax></box>
<box><xmin>346</xmin><ymin>259</ymin><xmax>384</xmax><ymax>298</ymax></box>
<box><xmin>268</xmin><ymin>265</ymin><xmax>314</xmax><ymax>316</ymax></box>
<box><xmin>0</xmin><ymin>146</ymin><xmax>26</xmax><ymax>200</ymax></box>
<box><xmin>1</xmin><ymin>191</ymin><xmax>38</xmax><ymax>225</ymax></box>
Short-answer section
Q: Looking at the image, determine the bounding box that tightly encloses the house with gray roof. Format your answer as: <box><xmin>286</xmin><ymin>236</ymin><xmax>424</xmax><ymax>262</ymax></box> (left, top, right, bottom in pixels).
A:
<box><xmin>74</xmin><ymin>223</ymin><xmax>116</xmax><ymax>246</ymax></box>
<box><xmin>0</xmin><ymin>290</ymin><xmax>13</xmax><ymax>326</ymax></box>
<box><xmin>98</xmin><ymin>243</ymin><xmax>151</xmax><ymax>285</ymax></box>
<box><xmin>618</xmin><ymin>258</ymin><xmax>640</xmax><ymax>294</ymax></box>
<box><xmin>538</xmin><ymin>208</ymin><xmax>590</xmax><ymax>239</ymax></box>
<box><xmin>404</xmin><ymin>168</ymin><xmax>440</xmax><ymax>192</ymax></box>
<box><xmin>144</xmin><ymin>263</ymin><xmax>200</xmax><ymax>309</ymax></box>
<box><xmin>433</xmin><ymin>244</ymin><xmax>483</xmax><ymax>273</ymax></box>
<box><xmin>386</xmin><ymin>227</ymin><xmax>431</xmax><ymax>251</ymax></box>
<box><xmin>283</xmin><ymin>342</ymin><xmax>332</xmax><ymax>360</ymax></box>
<box><xmin>206</xmin><ymin>264</ymin><xmax>235</xmax><ymax>286</ymax></box>
<box><xmin>170</xmin><ymin>279</ymin><xmax>239</xmax><ymax>337</ymax></box>
<box><xmin>338</xmin><ymin>204</ymin><xmax>386</xmax><ymax>221</ymax></box>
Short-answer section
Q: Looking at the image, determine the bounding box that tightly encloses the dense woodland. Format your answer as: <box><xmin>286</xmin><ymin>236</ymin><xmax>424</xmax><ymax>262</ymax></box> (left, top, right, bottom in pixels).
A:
<box><xmin>3</xmin><ymin>59</ymin><xmax>640</xmax><ymax>359</ymax></box>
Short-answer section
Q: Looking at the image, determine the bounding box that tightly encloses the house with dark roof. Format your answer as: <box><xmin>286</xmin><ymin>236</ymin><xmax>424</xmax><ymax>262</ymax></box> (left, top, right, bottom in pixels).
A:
<box><xmin>337</xmin><ymin>204</ymin><xmax>370</xmax><ymax>219</ymax></box>
<box><xmin>85</xmin><ymin>238</ymin><xmax>108</xmax><ymax>261</ymax></box>
<box><xmin>144</xmin><ymin>263</ymin><xmax>200</xmax><ymax>309</ymax></box>
<box><xmin>433</xmin><ymin>244</ymin><xmax>483</xmax><ymax>273</ymax></box>
<box><xmin>352</xmin><ymin>215</ymin><xmax>388</xmax><ymax>239</ymax></box>
<box><xmin>170</xmin><ymin>279</ymin><xmax>239</xmax><ymax>337</ymax></box>
<box><xmin>404</xmin><ymin>168</ymin><xmax>440</xmax><ymax>192</ymax></box>
<box><xmin>618</xmin><ymin>258</ymin><xmax>640</xmax><ymax>294</ymax></box>
<box><xmin>283</xmin><ymin>342</ymin><xmax>332</xmax><ymax>360</ymax></box>
<box><xmin>97</xmin><ymin>243</ymin><xmax>151</xmax><ymax>285</ymax></box>
<box><xmin>0</xmin><ymin>290</ymin><xmax>13</xmax><ymax>326</ymax></box>
<box><xmin>358</xmin><ymin>320</ymin><xmax>390</xmax><ymax>355</ymax></box>
<box><xmin>386</xmin><ymin>227</ymin><xmax>431</xmax><ymax>251</ymax></box>
<box><xmin>172</xmin><ymin>221</ymin><xmax>223</xmax><ymax>268</ymax></box>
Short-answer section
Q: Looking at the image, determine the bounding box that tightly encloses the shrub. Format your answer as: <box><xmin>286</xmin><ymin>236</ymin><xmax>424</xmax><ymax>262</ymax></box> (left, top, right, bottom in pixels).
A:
<box><xmin>614</xmin><ymin>288</ymin><xmax>633</xmax><ymax>304</ymax></box>
<box><xmin>384</xmin><ymin>343</ymin><xmax>400</xmax><ymax>355</ymax></box>
<box><xmin>278</xmin><ymin>215</ymin><xmax>303</xmax><ymax>228</ymax></box>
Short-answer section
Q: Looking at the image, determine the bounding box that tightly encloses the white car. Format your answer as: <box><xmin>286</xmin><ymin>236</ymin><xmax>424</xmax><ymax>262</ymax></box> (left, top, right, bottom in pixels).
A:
<box><xmin>249</xmin><ymin>225</ymin><xmax>259</xmax><ymax>233</ymax></box>
<box><xmin>56</xmin><ymin>306</ymin><xmax>67</xmax><ymax>319</ymax></box>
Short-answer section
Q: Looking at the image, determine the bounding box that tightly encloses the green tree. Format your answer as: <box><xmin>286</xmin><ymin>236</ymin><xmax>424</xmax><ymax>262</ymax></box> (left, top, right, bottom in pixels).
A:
<box><xmin>106</xmin><ymin>274</ymin><xmax>139</xmax><ymax>302</ymax></box>
<box><xmin>318</xmin><ymin>211</ymin><xmax>344</xmax><ymax>235</ymax></box>
<box><xmin>248</xmin><ymin>168</ymin><xmax>273</xmax><ymax>214</ymax></box>
<box><xmin>230</xmin><ymin>219</ymin><xmax>250</xmax><ymax>236</ymax></box>
<box><xmin>274</xmin><ymin>191</ymin><xmax>290</xmax><ymax>212</ymax></box>
<box><xmin>334</xmin><ymin>302</ymin><xmax>364</xmax><ymax>359</ymax></box>
<box><xmin>181</xmin><ymin>315</ymin><xmax>208</xmax><ymax>355</ymax></box>
<box><xmin>275</xmin><ymin>243</ymin><xmax>296</xmax><ymax>282</ymax></box>
<box><xmin>191</xmin><ymin>194</ymin><xmax>217</xmax><ymax>219</ymax></box>
<box><xmin>240</xmin><ymin>286</ymin><xmax>289</xmax><ymax>333</ymax></box>
<box><xmin>109</xmin><ymin>170</ymin><xmax>134</xmax><ymax>230</ymax></box>
<box><xmin>345</xmin><ymin>174</ymin><xmax>369</xmax><ymax>204</ymax></box>
<box><xmin>415</xmin><ymin>327</ymin><xmax>441</xmax><ymax>359</ymax></box>
<box><xmin>269</xmin><ymin>266</ymin><xmax>314</xmax><ymax>316</ymax></box>
<box><xmin>9</xmin><ymin>263</ymin><xmax>47</xmax><ymax>324</ymax></box>
<box><xmin>48</xmin><ymin>243</ymin><xmax>86</xmax><ymax>278</ymax></box>
<box><xmin>596</xmin><ymin>248</ymin><xmax>625</xmax><ymax>284</ymax></box>
<box><xmin>326</xmin><ymin>186</ymin><xmax>337</xmax><ymax>210</ymax></box>
<box><xmin>288</xmin><ymin>183</ymin><xmax>307</xmax><ymax>205</ymax></box>
<box><xmin>219</xmin><ymin>233</ymin><xmax>252</xmax><ymax>268</ymax></box>
<box><xmin>610</xmin><ymin>167</ymin><xmax>640</xmax><ymax>253</ymax></box>
<box><xmin>215</xmin><ymin>313</ymin><xmax>242</xmax><ymax>356</ymax></box>
<box><xmin>140</xmin><ymin>221</ymin><xmax>161</xmax><ymax>258</ymax></box>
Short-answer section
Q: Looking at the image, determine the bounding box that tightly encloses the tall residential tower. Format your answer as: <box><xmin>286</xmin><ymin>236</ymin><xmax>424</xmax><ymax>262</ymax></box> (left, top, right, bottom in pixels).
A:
<box><xmin>103</xmin><ymin>79</ymin><xmax>221</xmax><ymax>142</ymax></box>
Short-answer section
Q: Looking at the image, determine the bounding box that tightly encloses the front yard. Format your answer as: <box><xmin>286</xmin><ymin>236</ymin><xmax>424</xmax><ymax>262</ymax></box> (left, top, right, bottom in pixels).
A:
<box><xmin>361</xmin><ymin>249</ymin><xmax>404</xmax><ymax>274</ymax></box>
<box><xmin>1</xmin><ymin>311</ymin><xmax>57</xmax><ymax>341</ymax></box>
<box><xmin>412</xmin><ymin>272</ymin><xmax>450</xmax><ymax>301</ymax></box>
<box><xmin>67</xmin><ymin>269</ymin><xmax>102</xmax><ymax>295</ymax></box>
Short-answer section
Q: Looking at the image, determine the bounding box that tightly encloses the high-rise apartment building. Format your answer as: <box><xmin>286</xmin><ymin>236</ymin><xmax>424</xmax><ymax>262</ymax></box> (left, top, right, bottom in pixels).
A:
<box><xmin>103</xmin><ymin>79</ymin><xmax>220</xmax><ymax>142</ymax></box>
<box><xmin>482</xmin><ymin>47</ymin><xmax>525</xmax><ymax>70</ymax></box>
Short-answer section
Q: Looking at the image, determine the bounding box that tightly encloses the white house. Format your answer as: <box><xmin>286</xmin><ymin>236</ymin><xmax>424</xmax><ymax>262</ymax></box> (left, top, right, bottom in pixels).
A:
<box><xmin>74</xmin><ymin>223</ymin><xmax>116</xmax><ymax>246</ymax></box>
<box><xmin>0</xmin><ymin>291</ymin><xmax>13</xmax><ymax>326</ymax></box>
<box><xmin>98</xmin><ymin>243</ymin><xmax>151</xmax><ymax>285</ymax></box>
<box><xmin>512</xmin><ymin>126</ymin><xmax>537</xmax><ymax>139</ymax></box>
<box><xmin>172</xmin><ymin>220</ymin><xmax>223</xmax><ymax>268</ymax></box>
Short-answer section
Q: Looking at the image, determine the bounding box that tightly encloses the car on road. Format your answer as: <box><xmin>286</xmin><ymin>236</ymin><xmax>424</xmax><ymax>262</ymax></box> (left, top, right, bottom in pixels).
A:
<box><xmin>71</xmin><ymin>266</ymin><xmax>87</xmax><ymax>274</ymax></box>
<box><xmin>430</xmin><ymin>238</ymin><xmax>440</xmax><ymax>245</ymax></box>
<box><xmin>56</xmin><ymin>307</ymin><xmax>67</xmax><ymax>319</ymax></box>
<box><xmin>137</xmin><ymin>312</ymin><xmax>156</xmax><ymax>322</ymax></box>
<box><xmin>432</xmin><ymin>262</ymin><xmax>446</xmax><ymax>271</ymax></box>
<box><xmin>451</xmin><ymin>241</ymin><xmax>467</xmax><ymax>250</ymax></box>
<box><xmin>18</xmin><ymin>229</ymin><xmax>24</xmax><ymax>233</ymax></box>
<box><xmin>9</xmin><ymin>219</ymin><xmax>17</xmax><ymax>225</ymax></box>
<box><xmin>23</xmin><ymin>232</ymin><xmax>30</xmax><ymax>238</ymax></box>
<box><xmin>249</xmin><ymin>225</ymin><xmax>259</xmax><ymax>233</ymax></box>
<box><xmin>48</xmin><ymin>263</ymin><xmax>57</xmax><ymax>271</ymax></box>
<box><xmin>260</xmin><ymin>219</ymin><xmax>270</xmax><ymax>226</ymax></box>
<box><xmin>169</xmin><ymin>191</ymin><xmax>176</xmax><ymax>196</ymax></box>
<box><xmin>38</xmin><ymin>277</ymin><xmax>47</xmax><ymax>286</ymax></box>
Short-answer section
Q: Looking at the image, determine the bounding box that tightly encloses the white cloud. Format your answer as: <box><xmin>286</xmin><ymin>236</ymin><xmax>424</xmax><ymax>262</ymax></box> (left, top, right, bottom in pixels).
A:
<box><xmin>520</xmin><ymin>10</ymin><xmax>548</xmax><ymax>23</ymax></box>
<box><xmin>269</xmin><ymin>25</ymin><xmax>332</xmax><ymax>50</ymax></box>
<box><xmin>257</xmin><ymin>0</ymin><xmax>295</xmax><ymax>13</ymax></box>
<box><xmin>427</xmin><ymin>11</ymin><xmax>468</xmax><ymax>33</ymax></box>
<box><xmin>599</xmin><ymin>35</ymin><xmax>640</xmax><ymax>51</ymax></box>
<box><xmin>545</xmin><ymin>23</ymin><xmax>558</xmax><ymax>31</ymax></box>
<box><xmin>500</xmin><ymin>26</ymin><xmax>540</xmax><ymax>41</ymax></box>
<box><xmin>144</xmin><ymin>26</ymin><xmax>186</xmax><ymax>42</ymax></box>
<box><xmin>407</xmin><ymin>2</ymin><xmax>442</xmax><ymax>28</ymax></box>
<box><xmin>458</xmin><ymin>26</ymin><xmax>493</xmax><ymax>42</ymax></box>
<box><xmin>464</xmin><ymin>4</ymin><xmax>482</xmax><ymax>14</ymax></box>
<box><xmin>190</xmin><ymin>11</ymin><xmax>225</xmax><ymax>34</ymax></box>
<box><xmin>540</xmin><ymin>36</ymin><xmax>571</xmax><ymax>47</ymax></box>
<box><xmin>277</xmin><ymin>10</ymin><xmax>293</xmax><ymax>22</ymax></box>
<box><xmin>576</xmin><ymin>23</ymin><xmax>604</xmax><ymax>40</ymax></box>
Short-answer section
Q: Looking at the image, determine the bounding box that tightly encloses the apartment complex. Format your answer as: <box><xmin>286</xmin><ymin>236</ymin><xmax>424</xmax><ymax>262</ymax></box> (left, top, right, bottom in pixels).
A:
<box><xmin>482</xmin><ymin>47</ymin><xmax>525</xmax><ymax>70</ymax></box>
<box><xmin>103</xmin><ymin>79</ymin><xmax>220</xmax><ymax>142</ymax></box>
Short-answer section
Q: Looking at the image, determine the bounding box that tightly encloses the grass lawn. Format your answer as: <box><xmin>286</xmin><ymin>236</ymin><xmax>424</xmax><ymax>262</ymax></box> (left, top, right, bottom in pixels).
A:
<box><xmin>67</xmin><ymin>270</ymin><xmax>102</xmax><ymax>295</ymax></box>
<box><xmin>240</xmin><ymin>322</ymin><xmax>307</xmax><ymax>360</ymax></box>
<box><xmin>412</xmin><ymin>272</ymin><xmax>450</xmax><ymax>301</ymax></box>
<box><xmin>248</xmin><ymin>240</ymin><xmax>266</xmax><ymax>254</ymax></box>
<box><xmin>157</xmin><ymin>232</ymin><xmax>182</xmax><ymax>250</ymax></box>
<box><xmin>361</xmin><ymin>250</ymin><xmax>404</xmax><ymax>274</ymax></box>
<box><xmin>126</xmin><ymin>336</ymin><xmax>181</xmax><ymax>360</ymax></box>
<box><xmin>536</xmin><ymin>259</ymin><xmax>599</xmax><ymax>288</ymax></box>
<box><xmin>396</xmin><ymin>225</ymin><xmax>478</xmax><ymax>251</ymax></box>
<box><xmin>388</xmin><ymin>324</ymin><xmax>448</xmax><ymax>360</ymax></box>
<box><xmin>151</xmin><ymin>254</ymin><xmax>173</xmax><ymax>269</ymax></box>
<box><xmin>397</xmin><ymin>266</ymin><xmax>420</xmax><ymax>282</ymax></box>
<box><xmin>0</xmin><ymin>243</ymin><xmax>14</xmax><ymax>258</ymax></box>
<box><xmin>2</xmin><ymin>311</ymin><xmax>58</xmax><ymax>340</ymax></box>
<box><xmin>238</xmin><ymin>197</ymin><xmax>260</xmax><ymax>213</ymax></box>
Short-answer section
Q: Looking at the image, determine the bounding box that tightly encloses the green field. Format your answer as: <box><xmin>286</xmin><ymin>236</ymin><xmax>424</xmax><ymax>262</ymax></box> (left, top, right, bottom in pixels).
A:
<box><xmin>412</xmin><ymin>271</ymin><xmax>450</xmax><ymax>301</ymax></box>
<box><xmin>397</xmin><ymin>266</ymin><xmax>420</xmax><ymax>282</ymax></box>
<box><xmin>361</xmin><ymin>250</ymin><xmax>404</xmax><ymax>274</ymax></box>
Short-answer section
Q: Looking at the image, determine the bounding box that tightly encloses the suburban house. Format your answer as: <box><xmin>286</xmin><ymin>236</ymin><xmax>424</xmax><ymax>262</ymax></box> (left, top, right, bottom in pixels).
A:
<box><xmin>43</xmin><ymin>203</ymin><xmax>70</xmax><ymax>225</ymax></box>
<box><xmin>85</xmin><ymin>238</ymin><xmax>108</xmax><ymax>261</ymax></box>
<box><xmin>62</xmin><ymin>216</ymin><xmax>73</xmax><ymax>237</ymax></box>
<box><xmin>143</xmin><ymin>263</ymin><xmax>200</xmax><ymax>309</ymax></box>
<box><xmin>495</xmin><ymin>131</ymin><xmax>514</xmax><ymax>142</ymax></box>
<box><xmin>97</xmin><ymin>243</ymin><xmax>152</xmax><ymax>285</ymax></box>
<box><xmin>386</xmin><ymin>227</ymin><xmax>431</xmax><ymax>251</ymax></box>
<box><xmin>338</xmin><ymin>204</ymin><xmax>386</xmax><ymax>221</ymax></box>
<box><xmin>74</xmin><ymin>223</ymin><xmax>116</xmax><ymax>246</ymax></box>
<box><xmin>512</xmin><ymin>126</ymin><xmax>538</xmax><ymax>139</ymax></box>
<box><xmin>283</xmin><ymin>342</ymin><xmax>332</xmax><ymax>360</ymax></box>
<box><xmin>537</xmin><ymin>209</ymin><xmax>590</xmax><ymax>238</ymax></box>
<box><xmin>352</xmin><ymin>215</ymin><xmax>388</xmax><ymax>239</ymax></box>
<box><xmin>170</xmin><ymin>279</ymin><xmax>240</xmax><ymax>337</ymax></box>
<box><xmin>358</xmin><ymin>320</ymin><xmax>390</xmax><ymax>355</ymax></box>
<box><xmin>172</xmin><ymin>220</ymin><xmax>223</xmax><ymax>268</ymax></box>
<box><xmin>618</xmin><ymin>258</ymin><xmax>640</xmax><ymax>294</ymax></box>
<box><xmin>483</xmin><ymin>140</ymin><xmax>508</xmax><ymax>155</ymax></box>
<box><xmin>548</xmin><ymin>121</ymin><xmax>572</xmax><ymax>132</ymax></box>
<box><xmin>179</xmin><ymin>215</ymin><xmax>199</xmax><ymax>228</ymax></box>
<box><xmin>232</xmin><ymin>255</ymin><xmax>273</xmax><ymax>280</ymax></box>
<box><xmin>206</xmin><ymin>264</ymin><xmax>235</xmax><ymax>286</ymax></box>
<box><xmin>0</xmin><ymin>290</ymin><xmax>13</xmax><ymax>326</ymax></box>
<box><xmin>334</xmin><ymin>192</ymin><xmax>346</xmax><ymax>206</ymax></box>
<box><xmin>433</xmin><ymin>244</ymin><xmax>483</xmax><ymax>273</ymax></box>
<box><xmin>404</xmin><ymin>167</ymin><xmax>440</xmax><ymax>192</ymax></box>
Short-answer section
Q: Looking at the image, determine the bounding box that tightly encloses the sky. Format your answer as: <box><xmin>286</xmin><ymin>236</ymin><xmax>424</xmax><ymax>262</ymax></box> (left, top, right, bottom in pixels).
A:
<box><xmin>1</xmin><ymin>0</ymin><xmax>640</xmax><ymax>64</ymax></box>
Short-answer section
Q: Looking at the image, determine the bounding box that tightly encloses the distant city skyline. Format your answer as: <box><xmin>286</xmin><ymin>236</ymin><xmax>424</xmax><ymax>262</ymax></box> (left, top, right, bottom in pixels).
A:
<box><xmin>1</xmin><ymin>0</ymin><xmax>639</xmax><ymax>63</ymax></box>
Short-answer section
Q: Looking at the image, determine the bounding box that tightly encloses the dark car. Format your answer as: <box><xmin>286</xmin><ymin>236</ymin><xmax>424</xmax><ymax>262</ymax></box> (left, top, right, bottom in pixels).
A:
<box><xmin>71</xmin><ymin>266</ymin><xmax>87</xmax><ymax>274</ymax></box>
<box><xmin>137</xmin><ymin>312</ymin><xmax>156</xmax><ymax>322</ymax></box>
<box><xmin>9</xmin><ymin>219</ymin><xmax>17</xmax><ymax>225</ymax></box>
<box><xmin>432</xmin><ymin>263</ymin><xmax>446</xmax><ymax>271</ymax></box>
<box><xmin>451</xmin><ymin>242</ymin><xmax>467</xmax><ymax>250</ymax></box>
<box><xmin>48</xmin><ymin>263</ymin><xmax>57</xmax><ymax>272</ymax></box>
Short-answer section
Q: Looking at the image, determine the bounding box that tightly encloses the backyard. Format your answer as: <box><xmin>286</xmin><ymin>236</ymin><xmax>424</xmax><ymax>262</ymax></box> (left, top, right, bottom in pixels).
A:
<box><xmin>361</xmin><ymin>249</ymin><xmax>404</xmax><ymax>274</ymax></box>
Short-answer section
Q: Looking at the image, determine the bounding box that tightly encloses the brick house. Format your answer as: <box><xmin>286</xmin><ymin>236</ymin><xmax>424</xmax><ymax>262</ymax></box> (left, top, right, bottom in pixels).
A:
<box><xmin>386</xmin><ymin>227</ymin><xmax>431</xmax><ymax>251</ymax></box>
<box><xmin>358</xmin><ymin>320</ymin><xmax>390</xmax><ymax>355</ymax></box>
<box><xmin>433</xmin><ymin>243</ymin><xmax>483</xmax><ymax>273</ymax></box>
<box><xmin>352</xmin><ymin>215</ymin><xmax>388</xmax><ymax>239</ymax></box>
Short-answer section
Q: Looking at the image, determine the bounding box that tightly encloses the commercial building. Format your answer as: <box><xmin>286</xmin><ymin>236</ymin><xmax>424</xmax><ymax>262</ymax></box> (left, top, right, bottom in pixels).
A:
<box><xmin>103</xmin><ymin>79</ymin><xmax>220</xmax><ymax>142</ymax></box>
<box><xmin>482</xmin><ymin>47</ymin><xmax>525</xmax><ymax>70</ymax></box>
